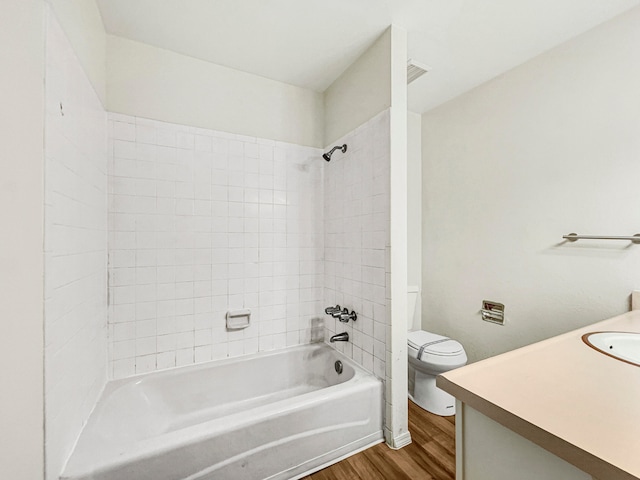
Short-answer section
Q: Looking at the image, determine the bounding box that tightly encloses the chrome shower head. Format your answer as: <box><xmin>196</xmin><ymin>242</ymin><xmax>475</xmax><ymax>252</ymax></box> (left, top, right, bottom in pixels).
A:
<box><xmin>323</xmin><ymin>144</ymin><xmax>347</xmax><ymax>162</ymax></box>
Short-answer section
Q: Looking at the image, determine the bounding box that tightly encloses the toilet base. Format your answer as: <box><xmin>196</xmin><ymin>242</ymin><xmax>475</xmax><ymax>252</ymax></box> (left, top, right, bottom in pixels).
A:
<box><xmin>408</xmin><ymin>368</ymin><xmax>456</xmax><ymax>416</ymax></box>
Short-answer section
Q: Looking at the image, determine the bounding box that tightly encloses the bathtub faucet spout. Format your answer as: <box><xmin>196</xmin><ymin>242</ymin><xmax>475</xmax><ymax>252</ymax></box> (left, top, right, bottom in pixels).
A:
<box><xmin>330</xmin><ymin>332</ymin><xmax>349</xmax><ymax>343</ymax></box>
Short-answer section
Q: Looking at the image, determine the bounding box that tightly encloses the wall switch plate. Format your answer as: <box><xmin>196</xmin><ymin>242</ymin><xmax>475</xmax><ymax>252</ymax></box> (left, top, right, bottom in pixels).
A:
<box><xmin>481</xmin><ymin>301</ymin><xmax>505</xmax><ymax>325</ymax></box>
<box><xmin>632</xmin><ymin>291</ymin><xmax>640</xmax><ymax>311</ymax></box>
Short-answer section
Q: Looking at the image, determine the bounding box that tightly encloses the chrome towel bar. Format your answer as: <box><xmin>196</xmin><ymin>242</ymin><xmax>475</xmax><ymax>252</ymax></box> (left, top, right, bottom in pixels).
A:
<box><xmin>563</xmin><ymin>233</ymin><xmax>640</xmax><ymax>243</ymax></box>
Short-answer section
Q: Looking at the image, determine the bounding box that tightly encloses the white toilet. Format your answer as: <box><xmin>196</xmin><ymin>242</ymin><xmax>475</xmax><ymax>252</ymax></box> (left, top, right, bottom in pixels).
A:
<box><xmin>407</xmin><ymin>286</ymin><xmax>467</xmax><ymax>416</ymax></box>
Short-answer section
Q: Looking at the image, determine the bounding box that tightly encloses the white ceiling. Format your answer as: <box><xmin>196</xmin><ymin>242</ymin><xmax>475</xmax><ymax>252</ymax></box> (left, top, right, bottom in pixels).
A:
<box><xmin>96</xmin><ymin>0</ymin><xmax>640</xmax><ymax>113</ymax></box>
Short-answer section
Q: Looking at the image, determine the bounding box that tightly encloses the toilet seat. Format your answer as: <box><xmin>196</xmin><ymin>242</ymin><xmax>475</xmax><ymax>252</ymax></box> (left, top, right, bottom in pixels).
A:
<box><xmin>408</xmin><ymin>330</ymin><xmax>463</xmax><ymax>360</ymax></box>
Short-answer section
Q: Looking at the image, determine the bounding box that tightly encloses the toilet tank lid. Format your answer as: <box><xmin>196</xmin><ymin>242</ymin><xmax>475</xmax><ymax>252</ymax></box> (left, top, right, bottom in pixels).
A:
<box><xmin>408</xmin><ymin>330</ymin><xmax>463</xmax><ymax>356</ymax></box>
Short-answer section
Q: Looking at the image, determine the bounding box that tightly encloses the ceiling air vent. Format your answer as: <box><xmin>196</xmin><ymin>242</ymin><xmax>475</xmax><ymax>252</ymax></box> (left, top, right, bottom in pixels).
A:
<box><xmin>407</xmin><ymin>59</ymin><xmax>430</xmax><ymax>84</ymax></box>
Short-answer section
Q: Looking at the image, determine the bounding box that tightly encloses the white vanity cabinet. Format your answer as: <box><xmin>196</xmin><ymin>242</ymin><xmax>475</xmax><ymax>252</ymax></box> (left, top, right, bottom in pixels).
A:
<box><xmin>455</xmin><ymin>402</ymin><xmax>596</xmax><ymax>480</ymax></box>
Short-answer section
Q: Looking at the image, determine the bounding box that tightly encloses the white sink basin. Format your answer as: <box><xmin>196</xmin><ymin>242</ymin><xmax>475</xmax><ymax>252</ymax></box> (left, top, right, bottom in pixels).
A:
<box><xmin>582</xmin><ymin>332</ymin><xmax>640</xmax><ymax>366</ymax></box>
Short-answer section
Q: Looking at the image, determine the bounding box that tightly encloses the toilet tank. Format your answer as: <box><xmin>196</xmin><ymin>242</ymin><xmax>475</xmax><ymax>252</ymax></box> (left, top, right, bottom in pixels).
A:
<box><xmin>407</xmin><ymin>286</ymin><xmax>420</xmax><ymax>331</ymax></box>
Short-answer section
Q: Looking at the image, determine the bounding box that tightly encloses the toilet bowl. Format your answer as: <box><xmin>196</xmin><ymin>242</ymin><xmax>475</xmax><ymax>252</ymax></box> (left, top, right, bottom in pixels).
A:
<box><xmin>406</xmin><ymin>286</ymin><xmax>468</xmax><ymax>416</ymax></box>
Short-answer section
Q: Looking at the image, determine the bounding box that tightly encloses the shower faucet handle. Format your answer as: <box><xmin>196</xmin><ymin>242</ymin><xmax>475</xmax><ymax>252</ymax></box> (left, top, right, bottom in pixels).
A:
<box><xmin>338</xmin><ymin>310</ymin><xmax>357</xmax><ymax>323</ymax></box>
<box><xmin>324</xmin><ymin>305</ymin><xmax>342</xmax><ymax>315</ymax></box>
<box><xmin>331</xmin><ymin>307</ymin><xmax>349</xmax><ymax>319</ymax></box>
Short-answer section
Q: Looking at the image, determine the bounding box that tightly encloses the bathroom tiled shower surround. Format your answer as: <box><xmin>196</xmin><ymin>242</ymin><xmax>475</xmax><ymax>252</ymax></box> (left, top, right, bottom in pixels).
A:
<box><xmin>43</xmin><ymin>6</ymin><xmax>396</xmax><ymax>474</ymax></box>
<box><xmin>108</xmin><ymin>111</ymin><xmax>392</xmax><ymax>384</ymax></box>
<box><xmin>108</xmin><ymin>114</ymin><xmax>324</xmax><ymax>378</ymax></box>
<box><xmin>323</xmin><ymin>110</ymin><xmax>391</xmax><ymax>382</ymax></box>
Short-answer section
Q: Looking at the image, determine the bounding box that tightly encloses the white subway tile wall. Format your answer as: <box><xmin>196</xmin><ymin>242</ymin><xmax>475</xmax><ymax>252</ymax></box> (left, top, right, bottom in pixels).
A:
<box><xmin>44</xmin><ymin>10</ymin><xmax>108</xmax><ymax>480</ymax></box>
<box><xmin>107</xmin><ymin>114</ymin><xmax>324</xmax><ymax>377</ymax></box>
<box><xmin>323</xmin><ymin>110</ymin><xmax>390</xmax><ymax>383</ymax></box>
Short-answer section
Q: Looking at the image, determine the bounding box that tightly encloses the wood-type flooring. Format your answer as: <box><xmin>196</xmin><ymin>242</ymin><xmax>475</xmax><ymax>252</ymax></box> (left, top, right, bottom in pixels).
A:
<box><xmin>302</xmin><ymin>401</ymin><xmax>455</xmax><ymax>480</ymax></box>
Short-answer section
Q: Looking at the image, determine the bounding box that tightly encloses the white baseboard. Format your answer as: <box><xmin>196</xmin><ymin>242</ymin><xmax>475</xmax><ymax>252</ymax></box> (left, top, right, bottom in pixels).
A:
<box><xmin>384</xmin><ymin>428</ymin><xmax>412</xmax><ymax>450</ymax></box>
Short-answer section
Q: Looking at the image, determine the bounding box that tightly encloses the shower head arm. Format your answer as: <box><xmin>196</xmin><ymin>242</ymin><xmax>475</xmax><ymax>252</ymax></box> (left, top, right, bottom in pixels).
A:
<box><xmin>332</xmin><ymin>144</ymin><xmax>347</xmax><ymax>154</ymax></box>
<box><xmin>322</xmin><ymin>144</ymin><xmax>347</xmax><ymax>162</ymax></box>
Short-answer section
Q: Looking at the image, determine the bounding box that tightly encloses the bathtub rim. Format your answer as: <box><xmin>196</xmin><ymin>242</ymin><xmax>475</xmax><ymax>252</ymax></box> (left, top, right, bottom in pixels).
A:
<box><xmin>105</xmin><ymin>341</ymin><xmax>367</xmax><ymax>391</ymax></box>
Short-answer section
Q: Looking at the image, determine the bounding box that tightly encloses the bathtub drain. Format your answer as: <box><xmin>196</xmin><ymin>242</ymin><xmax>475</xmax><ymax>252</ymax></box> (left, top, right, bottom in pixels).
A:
<box><xmin>334</xmin><ymin>360</ymin><xmax>343</xmax><ymax>374</ymax></box>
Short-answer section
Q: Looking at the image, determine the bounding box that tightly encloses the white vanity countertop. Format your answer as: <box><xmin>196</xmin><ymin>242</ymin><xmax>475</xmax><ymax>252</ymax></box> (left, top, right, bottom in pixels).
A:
<box><xmin>437</xmin><ymin>310</ymin><xmax>640</xmax><ymax>480</ymax></box>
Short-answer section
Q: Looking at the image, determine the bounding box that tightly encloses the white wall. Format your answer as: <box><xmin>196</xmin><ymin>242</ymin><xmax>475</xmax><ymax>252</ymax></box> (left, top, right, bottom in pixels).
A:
<box><xmin>0</xmin><ymin>0</ymin><xmax>45</xmax><ymax>478</ymax></box>
<box><xmin>107</xmin><ymin>113</ymin><xmax>324</xmax><ymax>378</ymax></box>
<box><xmin>107</xmin><ymin>36</ymin><xmax>324</xmax><ymax>148</ymax></box>
<box><xmin>48</xmin><ymin>0</ymin><xmax>106</xmax><ymax>104</ymax></box>
<box><xmin>421</xmin><ymin>7</ymin><xmax>640</xmax><ymax>363</ymax></box>
<box><xmin>407</xmin><ymin>111</ymin><xmax>422</xmax><ymax>326</ymax></box>
<box><xmin>44</xmin><ymin>10</ymin><xmax>108</xmax><ymax>478</ymax></box>
<box><xmin>323</xmin><ymin>29</ymin><xmax>392</xmax><ymax>145</ymax></box>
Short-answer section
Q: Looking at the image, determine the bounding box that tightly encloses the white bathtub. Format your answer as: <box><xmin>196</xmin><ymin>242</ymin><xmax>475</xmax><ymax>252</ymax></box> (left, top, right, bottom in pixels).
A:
<box><xmin>62</xmin><ymin>343</ymin><xmax>383</xmax><ymax>480</ymax></box>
